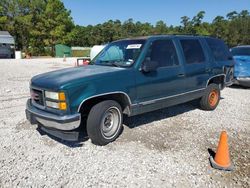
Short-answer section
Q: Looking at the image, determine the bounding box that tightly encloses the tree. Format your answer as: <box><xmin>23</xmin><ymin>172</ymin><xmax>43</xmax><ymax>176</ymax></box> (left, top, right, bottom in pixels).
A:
<box><xmin>121</xmin><ymin>18</ymin><xmax>132</xmax><ymax>37</ymax></box>
<box><xmin>239</xmin><ymin>10</ymin><xmax>249</xmax><ymax>18</ymax></box>
<box><xmin>102</xmin><ymin>20</ymin><xmax>117</xmax><ymax>43</ymax></box>
<box><xmin>191</xmin><ymin>11</ymin><xmax>207</xmax><ymax>34</ymax></box>
<box><xmin>181</xmin><ymin>16</ymin><xmax>190</xmax><ymax>27</ymax></box>
<box><xmin>134</xmin><ymin>22</ymin><xmax>154</xmax><ymax>36</ymax></box>
<box><xmin>155</xmin><ymin>20</ymin><xmax>168</xmax><ymax>34</ymax></box>
<box><xmin>0</xmin><ymin>2</ymin><xmax>8</xmax><ymax>30</ymax></box>
<box><xmin>226</xmin><ymin>11</ymin><xmax>238</xmax><ymax>20</ymax></box>
<box><xmin>0</xmin><ymin>0</ymin><xmax>32</xmax><ymax>50</ymax></box>
<box><xmin>0</xmin><ymin>0</ymin><xmax>73</xmax><ymax>55</ymax></box>
<box><xmin>228</xmin><ymin>10</ymin><xmax>250</xmax><ymax>46</ymax></box>
<box><xmin>42</xmin><ymin>0</ymin><xmax>74</xmax><ymax>55</ymax></box>
<box><xmin>1</xmin><ymin>2</ymin><xmax>250</xmax><ymax>55</ymax></box>
<box><xmin>180</xmin><ymin>16</ymin><xmax>191</xmax><ymax>34</ymax></box>
<box><xmin>192</xmin><ymin>11</ymin><xmax>205</xmax><ymax>26</ymax></box>
<box><xmin>211</xmin><ymin>16</ymin><xmax>228</xmax><ymax>39</ymax></box>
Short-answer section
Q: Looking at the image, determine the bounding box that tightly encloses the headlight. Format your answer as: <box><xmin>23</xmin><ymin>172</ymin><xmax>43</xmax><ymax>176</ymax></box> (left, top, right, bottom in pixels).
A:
<box><xmin>46</xmin><ymin>101</ymin><xmax>67</xmax><ymax>110</ymax></box>
<box><xmin>45</xmin><ymin>91</ymin><xmax>67</xmax><ymax>110</ymax></box>
<box><xmin>45</xmin><ymin>91</ymin><xmax>66</xmax><ymax>101</ymax></box>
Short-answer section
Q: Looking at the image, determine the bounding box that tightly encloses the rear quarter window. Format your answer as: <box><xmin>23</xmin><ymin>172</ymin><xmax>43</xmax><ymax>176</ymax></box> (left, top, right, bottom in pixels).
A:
<box><xmin>205</xmin><ymin>38</ymin><xmax>231</xmax><ymax>61</ymax></box>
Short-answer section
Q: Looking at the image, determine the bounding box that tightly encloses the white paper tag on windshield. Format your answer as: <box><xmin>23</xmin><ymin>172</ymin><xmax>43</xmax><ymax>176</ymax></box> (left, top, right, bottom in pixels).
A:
<box><xmin>126</xmin><ymin>44</ymin><xmax>142</xmax><ymax>49</ymax></box>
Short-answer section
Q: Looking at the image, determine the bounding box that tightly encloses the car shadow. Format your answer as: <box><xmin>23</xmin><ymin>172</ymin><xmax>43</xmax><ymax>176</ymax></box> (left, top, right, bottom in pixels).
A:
<box><xmin>36</xmin><ymin>99</ymin><xmax>220</xmax><ymax>147</ymax></box>
<box><xmin>208</xmin><ymin>148</ymin><xmax>216</xmax><ymax>158</ymax></box>
<box><xmin>37</xmin><ymin>126</ymin><xmax>89</xmax><ymax>148</ymax></box>
<box><xmin>229</xmin><ymin>85</ymin><xmax>249</xmax><ymax>89</ymax></box>
<box><xmin>123</xmin><ymin>100</ymin><xmax>199</xmax><ymax>129</ymax></box>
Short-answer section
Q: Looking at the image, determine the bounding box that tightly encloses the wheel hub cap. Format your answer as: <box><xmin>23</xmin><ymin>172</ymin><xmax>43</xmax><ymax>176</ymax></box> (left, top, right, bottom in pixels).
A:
<box><xmin>209</xmin><ymin>90</ymin><xmax>218</xmax><ymax>107</ymax></box>
<box><xmin>101</xmin><ymin>107</ymin><xmax>121</xmax><ymax>139</ymax></box>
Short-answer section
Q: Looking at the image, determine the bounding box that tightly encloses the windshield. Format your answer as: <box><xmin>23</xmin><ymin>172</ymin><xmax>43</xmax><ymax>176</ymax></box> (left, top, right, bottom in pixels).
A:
<box><xmin>231</xmin><ymin>47</ymin><xmax>250</xmax><ymax>56</ymax></box>
<box><xmin>91</xmin><ymin>39</ymin><xmax>146</xmax><ymax>67</ymax></box>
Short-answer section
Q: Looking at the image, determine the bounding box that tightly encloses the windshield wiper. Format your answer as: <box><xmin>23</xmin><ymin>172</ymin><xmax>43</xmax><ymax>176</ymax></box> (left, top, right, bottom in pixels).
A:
<box><xmin>110</xmin><ymin>61</ymin><xmax>122</xmax><ymax>67</ymax></box>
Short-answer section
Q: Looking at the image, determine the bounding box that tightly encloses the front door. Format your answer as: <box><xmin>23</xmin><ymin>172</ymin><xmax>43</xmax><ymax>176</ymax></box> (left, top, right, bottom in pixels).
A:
<box><xmin>135</xmin><ymin>39</ymin><xmax>186</xmax><ymax>107</ymax></box>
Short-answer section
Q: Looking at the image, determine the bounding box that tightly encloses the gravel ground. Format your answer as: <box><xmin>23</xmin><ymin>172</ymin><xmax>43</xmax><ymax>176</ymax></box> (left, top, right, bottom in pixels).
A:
<box><xmin>0</xmin><ymin>59</ymin><xmax>249</xmax><ymax>188</ymax></box>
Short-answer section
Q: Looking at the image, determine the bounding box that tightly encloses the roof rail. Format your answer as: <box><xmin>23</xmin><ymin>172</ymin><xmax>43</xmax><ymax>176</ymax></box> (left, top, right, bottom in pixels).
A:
<box><xmin>171</xmin><ymin>33</ymin><xmax>217</xmax><ymax>37</ymax></box>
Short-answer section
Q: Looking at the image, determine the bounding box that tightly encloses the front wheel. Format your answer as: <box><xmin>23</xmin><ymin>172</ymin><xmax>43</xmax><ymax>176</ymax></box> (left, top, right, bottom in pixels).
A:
<box><xmin>200</xmin><ymin>83</ymin><xmax>220</xmax><ymax>111</ymax></box>
<box><xmin>86</xmin><ymin>100</ymin><xmax>123</xmax><ymax>146</ymax></box>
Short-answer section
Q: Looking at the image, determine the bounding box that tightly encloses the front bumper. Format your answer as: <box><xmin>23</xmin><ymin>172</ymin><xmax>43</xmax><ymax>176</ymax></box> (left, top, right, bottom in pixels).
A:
<box><xmin>233</xmin><ymin>77</ymin><xmax>250</xmax><ymax>87</ymax></box>
<box><xmin>26</xmin><ymin>99</ymin><xmax>81</xmax><ymax>140</ymax></box>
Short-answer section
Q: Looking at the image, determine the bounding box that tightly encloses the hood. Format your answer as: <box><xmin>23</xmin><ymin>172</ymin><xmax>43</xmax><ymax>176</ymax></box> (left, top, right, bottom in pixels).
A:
<box><xmin>31</xmin><ymin>65</ymin><xmax>125</xmax><ymax>90</ymax></box>
<box><xmin>233</xmin><ymin>55</ymin><xmax>250</xmax><ymax>77</ymax></box>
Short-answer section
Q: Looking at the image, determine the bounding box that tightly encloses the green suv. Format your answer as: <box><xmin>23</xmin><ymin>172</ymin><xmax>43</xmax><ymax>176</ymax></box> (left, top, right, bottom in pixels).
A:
<box><xmin>26</xmin><ymin>35</ymin><xmax>234</xmax><ymax>145</ymax></box>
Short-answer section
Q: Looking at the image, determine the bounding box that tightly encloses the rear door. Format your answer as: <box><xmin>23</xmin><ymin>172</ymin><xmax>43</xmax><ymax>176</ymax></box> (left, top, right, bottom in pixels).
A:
<box><xmin>178</xmin><ymin>38</ymin><xmax>210</xmax><ymax>91</ymax></box>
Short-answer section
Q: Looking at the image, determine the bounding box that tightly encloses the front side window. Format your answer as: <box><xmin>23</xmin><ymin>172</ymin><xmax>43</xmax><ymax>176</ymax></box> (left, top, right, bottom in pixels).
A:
<box><xmin>180</xmin><ymin>39</ymin><xmax>205</xmax><ymax>64</ymax></box>
<box><xmin>231</xmin><ymin>47</ymin><xmax>250</xmax><ymax>56</ymax></box>
<box><xmin>92</xmin><ymin>39</ymin><xmax>146</xmax><ymax>67</ymax></box>
<box><xmin>144</xmin><ymin>39</ymin><xmax>179</xmax><ymax>68</ymax></box>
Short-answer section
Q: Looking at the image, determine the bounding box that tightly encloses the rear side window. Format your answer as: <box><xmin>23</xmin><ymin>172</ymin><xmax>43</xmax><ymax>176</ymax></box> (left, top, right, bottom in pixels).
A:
<box><xmin>180</xmin><ymin>39</ymin><xmax>205</xmax><ymax>64</ymax></box>
<box><xmin>205</xmin><ymin>38</ymin><xmax>231</xmax><ymax>61</ymax></box>
<box><xmin>146</xmin><ymin>39</ymin><xmax>179</xmax><ymax>68</ymax></box>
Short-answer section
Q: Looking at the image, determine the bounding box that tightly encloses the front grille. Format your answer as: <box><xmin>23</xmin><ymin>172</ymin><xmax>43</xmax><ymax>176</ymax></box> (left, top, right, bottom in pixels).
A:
<box><xmin>31</xmin><ymin>88</ymin><xmax>44</xmax><ymax>106</ymax></box>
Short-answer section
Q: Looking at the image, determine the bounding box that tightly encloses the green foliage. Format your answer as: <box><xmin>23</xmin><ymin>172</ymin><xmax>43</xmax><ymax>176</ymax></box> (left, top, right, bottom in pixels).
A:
<box><xmin>210</xmin><ymin>10</ymin><xmax>250</xmax><ymax>46</ymax></box>
<box><xmin>42</xmin><ymin>0</ymin><xmax>73</xmax><ymax>56</ymax></box>
<box><xmin>0</xmin><ymin>1</ymin><xmax>250</xmax><ymax>56</ymax></box>
<box><xmin>0</xmin><ymin>0</ymin><xmax>73</xmax><ymax>56</ymax></box>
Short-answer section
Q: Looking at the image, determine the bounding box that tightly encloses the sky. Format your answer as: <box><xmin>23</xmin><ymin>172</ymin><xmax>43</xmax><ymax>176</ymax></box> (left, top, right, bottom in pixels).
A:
<box><xmin>62</xmin><ymin>0</ymin><xmax>250</xmax><ymax>26</ymax></box>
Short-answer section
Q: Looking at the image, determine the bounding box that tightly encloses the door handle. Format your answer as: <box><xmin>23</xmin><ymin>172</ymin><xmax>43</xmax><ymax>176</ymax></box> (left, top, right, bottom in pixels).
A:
<box><xmin>178</xmin><ymin>73</ymin><xmax>185</xmax><ymax>77</ymax></box>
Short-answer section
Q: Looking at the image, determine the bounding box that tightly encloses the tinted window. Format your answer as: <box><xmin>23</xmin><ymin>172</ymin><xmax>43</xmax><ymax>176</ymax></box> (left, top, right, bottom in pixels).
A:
<box><xmin>205</xmin><ymin>38</ymin><xmax>231</xmax><ymax>61</ymax></box>
<box><xmin>146</xmin><ymin>40</ymin><xmax>179</xmax><ymax>68</ymax></box>
<box><xmin>180</xmin><ymin>39</ymin><xmax>205</xmax><ymax>64</ymax></box>
<box><xmin>231</xmin><ymin>47</ymin><xmax>250</xmax><ymax>56</ymax></box>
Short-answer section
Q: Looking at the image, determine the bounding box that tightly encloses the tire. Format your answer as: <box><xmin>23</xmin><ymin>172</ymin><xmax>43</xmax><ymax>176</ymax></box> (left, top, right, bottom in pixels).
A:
<box><xmin>86</xmin><ymin>100</ymin><xmax>123</xmax><ymax>146</ymax></box>
<box><xmin>200</xmin><ymin>83</ymin><xmax>220</xmax><ymax>111</ymax></box>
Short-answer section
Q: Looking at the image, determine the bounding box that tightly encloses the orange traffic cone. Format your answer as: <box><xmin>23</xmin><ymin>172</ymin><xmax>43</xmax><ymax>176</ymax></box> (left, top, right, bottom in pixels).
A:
<box><xmin>209</xmin><ymin>131</ymin><xmax>234</xmax><ymax>171</ymax></box>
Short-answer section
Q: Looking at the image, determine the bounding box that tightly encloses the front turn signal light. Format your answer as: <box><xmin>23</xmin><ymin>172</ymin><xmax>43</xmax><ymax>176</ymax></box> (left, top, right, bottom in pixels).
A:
<box><xmin>59</xmin><ymin>102</ymin><xmax>67</xmax><ymax>110</ymax></box>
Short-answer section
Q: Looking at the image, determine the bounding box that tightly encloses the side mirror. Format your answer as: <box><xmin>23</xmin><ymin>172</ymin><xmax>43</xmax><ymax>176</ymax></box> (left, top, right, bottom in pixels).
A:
<box><xmin>141</xmin><ymin>60</ymin><xmax>158</xmax><ymax>73</ymax></box>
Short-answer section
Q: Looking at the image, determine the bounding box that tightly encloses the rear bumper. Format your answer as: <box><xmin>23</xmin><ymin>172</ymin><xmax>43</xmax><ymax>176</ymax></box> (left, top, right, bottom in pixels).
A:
<box><xmin>26</xmin><ymin>99</ymin><xmax>81</xmax><ymax>141</ymax></box>
<box><xmin>234</xmin><ymin>77</ymin><xmax>250</xmax><ymax>87</ymax></box>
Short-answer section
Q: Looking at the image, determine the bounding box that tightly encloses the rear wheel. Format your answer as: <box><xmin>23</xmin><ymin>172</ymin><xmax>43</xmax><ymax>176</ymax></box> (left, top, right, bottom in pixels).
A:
<box><xmin>86</xmin><ymin>100</ymin><xmax>123</xmax><ymax>146</ymax></box>
<box><xmin>200</xmin><ymin>83</ymin><xmax>220</xmax><ymax>110</ymax></box>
